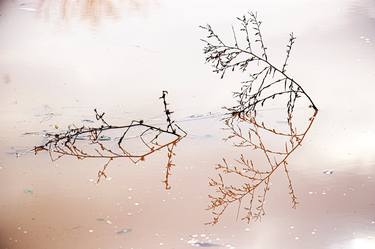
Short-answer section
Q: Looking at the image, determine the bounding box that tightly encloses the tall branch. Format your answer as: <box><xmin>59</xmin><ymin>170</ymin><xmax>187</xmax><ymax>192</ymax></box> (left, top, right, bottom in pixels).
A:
<box><xmin>201</xmin><ymin>11</ymin><xmax>318</xmax><ymax>225</ymax></box>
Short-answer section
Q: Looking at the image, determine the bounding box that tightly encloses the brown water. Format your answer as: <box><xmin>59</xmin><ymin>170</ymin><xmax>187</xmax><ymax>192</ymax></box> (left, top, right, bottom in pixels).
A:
<box><xmin>1</xmin><ymin>0</ymin><xmax>375</xmax><ymax>248</ymax></box>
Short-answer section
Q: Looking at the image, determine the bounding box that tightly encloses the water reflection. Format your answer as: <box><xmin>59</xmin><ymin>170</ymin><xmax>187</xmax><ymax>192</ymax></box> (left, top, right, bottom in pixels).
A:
<box><xmin>16</xmin><ymin>0</ymin><xmax>156</xmax><ymax>24</ymax></box>
<box><xmin>347</xmin><ymin>0</ymin><xmax>375</xmax><ymax>42</ymax></box>
<box><xmin>33</xmin><ymin>92</ymin><xmax>186</xmax><ymax>189</ymax></box>
<box><xmin>350</xmin><ymin>0</ymin><xmax>375</xmax><ymax>20</ymax></box>
<box><xmin>1</xmin><ymin>1</ymin><xmax>375</xmax><ymax>248</ymax></box>
<box><xmin>201</xmin><ymin>12</ymin><xmax>318</xmax><ymax>224</ymax></box>
<box><xmin>39</xmin><ymin>0</ymin><xmax>118</xmax><ymax>23</ymax></box>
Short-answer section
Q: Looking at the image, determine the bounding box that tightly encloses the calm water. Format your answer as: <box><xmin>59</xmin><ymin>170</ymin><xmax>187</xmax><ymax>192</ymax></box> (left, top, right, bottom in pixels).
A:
<box><xmin>1</xmin><ymin>0</ymin><xmax>375</xmax><ymax>249</ymax></box>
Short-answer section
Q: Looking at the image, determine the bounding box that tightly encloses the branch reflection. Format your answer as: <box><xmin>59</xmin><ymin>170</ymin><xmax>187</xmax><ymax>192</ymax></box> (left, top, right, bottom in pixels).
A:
<box><xmin>201</xmin><ymin>11</ymin><xmax>318</xmax><ymax>224</ymax></box>
<box><xmin>34</xmin><ymin>91</ymin><xmax>186</xmax><ymax>190</ymax></box>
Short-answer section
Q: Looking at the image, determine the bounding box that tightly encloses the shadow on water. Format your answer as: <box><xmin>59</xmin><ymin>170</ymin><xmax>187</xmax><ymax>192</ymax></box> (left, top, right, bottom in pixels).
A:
<box><xmin>201</xmin><ymin>12</ymin><xmax>318</xmax><ymax>225</ymax></box>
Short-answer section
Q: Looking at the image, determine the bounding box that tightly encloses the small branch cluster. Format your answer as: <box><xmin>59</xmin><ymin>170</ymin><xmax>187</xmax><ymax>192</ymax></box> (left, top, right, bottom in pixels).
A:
<box><xmin>33</xmin><ymin>91</ymin><xmax>187</xmax><ymax>189</ymax></box>
<box><xmin>201</xmin><ymin>12</ymin><xmax>318</xmax><ymax>224</ymax></box>
<box><xmin>201</xmin><ymin>11</ymin><xmax>317</xmax><ymax>117</ymax></box>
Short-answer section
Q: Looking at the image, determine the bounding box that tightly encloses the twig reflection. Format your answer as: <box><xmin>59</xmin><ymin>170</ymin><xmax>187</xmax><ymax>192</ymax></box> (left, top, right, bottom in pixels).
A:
<box><xmin>201</xmin><ymin>11</ymin><xmax>318</xmax><ymax>224</ymax></box>
<box><xmin>34</xmin><ymin>91</ymin><xmax>186</xmax><ymax>190</ymax></box>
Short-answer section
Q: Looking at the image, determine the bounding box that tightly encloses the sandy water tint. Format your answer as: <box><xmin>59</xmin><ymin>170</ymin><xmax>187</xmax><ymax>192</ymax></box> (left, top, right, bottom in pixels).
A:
<box><xmin>1</xmin><ymin>0</ymin><xmax>375</xmax><ymax>248</ymax></box>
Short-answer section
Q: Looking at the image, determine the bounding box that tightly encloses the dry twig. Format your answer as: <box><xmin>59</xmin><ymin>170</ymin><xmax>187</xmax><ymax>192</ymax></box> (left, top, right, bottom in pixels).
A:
<box><xmin>33</xmin><ymin>91</ymin><xmax>186</xmax><ymax>189</ymax></box>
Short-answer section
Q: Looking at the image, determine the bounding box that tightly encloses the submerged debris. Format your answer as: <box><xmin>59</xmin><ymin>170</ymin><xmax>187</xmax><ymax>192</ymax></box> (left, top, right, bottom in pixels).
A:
<box><xmin>23</xmin><ymin>188</ymin><xmax>33</xmax><ymax>194</ymax></box>
<box><xmin>23</xmin><ymin>131</ymin><xmax>42</xmax><ymax>136</ymax></box>
<box><xmin>97</xmin><ymin>135</ymin><xmax>111</xmax><ymax>141</ymax></box>
<box><xmin>189</xmin><ymin>241</ymin><xmax>222</xmax><ymax>247</ymax></box>
<box><xmin>82</xmin><ymin>119</ymin><xmax>95</xmax><ymax>123</ymax></box>
<box><xmin>96</xmin><ymin>218</ymin><xmax>112</xmax><ymax>224</ymax></box>
<box><xmin>185</xmin><ymin>234</ymin><xmax>226</xmax><ymax>248</ymax></box>
<box><xmin>116</xmin><ymin>228</ymin><xmax>132</xmax><ymax>235</ymax></box>
<box><xmin>323</xmin><ymin>169</ymin><xmax>334</xmax><ymax>175</ymax></box>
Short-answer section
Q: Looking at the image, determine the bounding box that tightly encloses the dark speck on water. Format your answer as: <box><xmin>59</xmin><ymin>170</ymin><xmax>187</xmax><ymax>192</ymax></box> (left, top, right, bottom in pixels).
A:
<box><xmin>23</xmin><ymin>188</ymin><xmax>33</xmax><ymax>194</ymax></box>
<box><xmin>23</xmin><ymin>131</ymin><xmax>41</xmax><ymax>136</ymax></box>
<box><xmin>3</xmin><ymin>74</ymin><xmax>10</xmax><ymax>84</ymax></box>
<box><xmin>98</xmin><ymin>135</ymin><xmax>111</xmax><ymax>141</ymax></box>
<box><xmin>323</xmin><ymin>169</ymin><xmax>334</xmax><ymax>175</ymax></box>
<box><xmin>82</xmin><ymin>119</ymin><xmax>95</xmax><ymax>123</ymax></box>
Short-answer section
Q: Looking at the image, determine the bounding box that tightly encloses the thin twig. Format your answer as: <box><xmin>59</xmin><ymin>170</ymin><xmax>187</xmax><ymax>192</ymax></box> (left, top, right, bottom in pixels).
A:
<box><xmin>33</xmin><ymin>91</ymin><xmax>187</xmax><ymax>189</ymax></box>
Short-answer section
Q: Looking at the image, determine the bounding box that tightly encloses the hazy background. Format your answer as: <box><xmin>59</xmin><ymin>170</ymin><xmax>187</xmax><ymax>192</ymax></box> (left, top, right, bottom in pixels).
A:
<box><xmin>0</xmin><ymin>0</ymin><xmax>375</xmax><ymax>248</ymax></box>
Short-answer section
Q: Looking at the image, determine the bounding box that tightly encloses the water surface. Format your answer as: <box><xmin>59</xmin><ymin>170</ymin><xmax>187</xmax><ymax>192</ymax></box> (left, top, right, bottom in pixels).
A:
<box><xmin>0</xmin><ymin>0</ymin><xmax>375</xmax><ymax>249</ymax></box>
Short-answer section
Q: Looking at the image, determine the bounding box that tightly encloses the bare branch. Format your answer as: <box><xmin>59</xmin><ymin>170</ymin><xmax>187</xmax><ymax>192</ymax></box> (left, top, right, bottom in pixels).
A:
<box><xmin>33</xmin><ymin>92</ymin><xmax>187</xmax><ymax>190</ymax></box>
